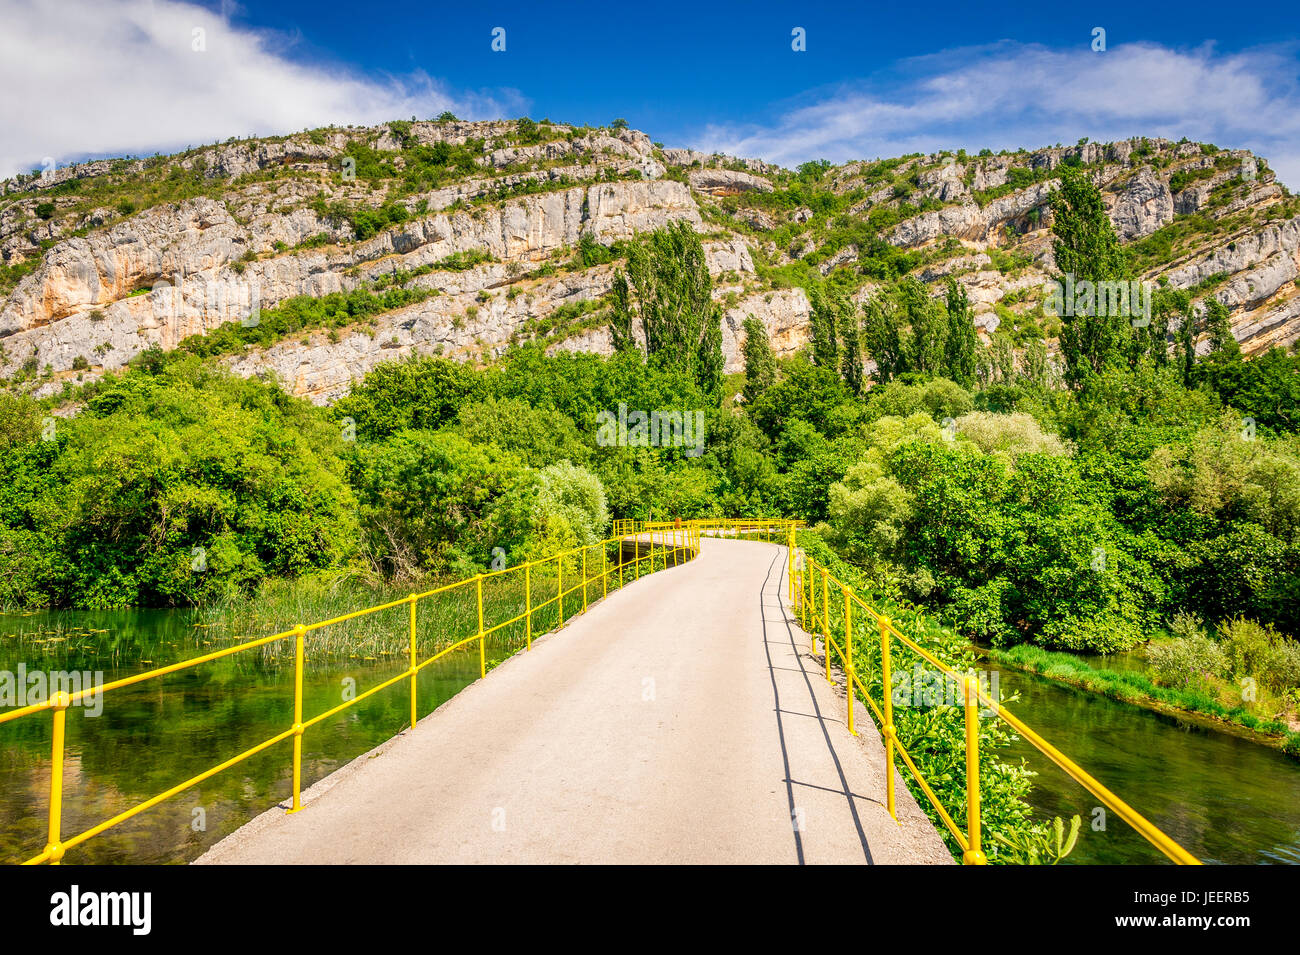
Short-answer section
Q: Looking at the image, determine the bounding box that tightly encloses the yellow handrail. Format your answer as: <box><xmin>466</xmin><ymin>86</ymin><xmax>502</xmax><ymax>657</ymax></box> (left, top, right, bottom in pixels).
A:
<box><xmin>7</xmin><ymin>520</ymin><xmax>713</xmax><ymax>865</ymax></box>
<box><xmin>5</xmin><ymin>517</ymin><xmax>1197</xmax><ymax>867</ymax></box>
<box><xmin>788</xmin><ymin>529</ymin><xmax>1201</xmax><ymax>866</ymax></box>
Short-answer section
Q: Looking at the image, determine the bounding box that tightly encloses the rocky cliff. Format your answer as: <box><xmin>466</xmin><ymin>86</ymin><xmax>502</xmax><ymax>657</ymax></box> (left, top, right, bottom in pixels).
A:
<box><xmin>2</xmin><ymin>120</ymin><xmax>1296</xmax><ymax>403</ymax></box>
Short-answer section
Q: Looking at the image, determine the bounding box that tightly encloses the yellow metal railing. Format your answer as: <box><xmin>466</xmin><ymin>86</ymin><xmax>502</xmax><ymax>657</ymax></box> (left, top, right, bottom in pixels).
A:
<box><xmin>2</xmin><ymin>517</ymin><xmax>1198</xmax><ymax>866</ymax></box>
<box><xmin>2</xmin><ymin>521</ymin><xmax>706</xmax><ymax>865</ymax></box>
<box><xmin>786</xmin><ymin>530</ymin><xmax>1201</xmax><ymax>866</ymax></box>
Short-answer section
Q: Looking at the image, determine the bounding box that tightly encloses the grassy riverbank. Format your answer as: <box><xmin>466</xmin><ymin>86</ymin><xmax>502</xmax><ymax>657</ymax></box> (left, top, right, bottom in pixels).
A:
<box><xmin>987</xmin><ymin>644</ymin><xmax>1300</xmax><ymax>760</ymax></box>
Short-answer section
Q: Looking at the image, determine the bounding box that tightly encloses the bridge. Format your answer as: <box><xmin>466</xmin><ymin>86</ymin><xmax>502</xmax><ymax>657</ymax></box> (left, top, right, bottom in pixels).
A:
<box><xmin>4</xmin><ymin>520</ymin><xmax>1199</xmax><ymax>865</ymax></box>
<box><xmin>197</xmin><ymin>532</ymin><xmax>949</xmax><ymax>864</ymax></box>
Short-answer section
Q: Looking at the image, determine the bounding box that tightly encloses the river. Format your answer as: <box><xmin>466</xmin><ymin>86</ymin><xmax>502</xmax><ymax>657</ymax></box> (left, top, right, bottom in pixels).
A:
<box><xmin>987</xmin><ymin>661</ymin><xmax>1300</xmax><ymax>865</ymax></box>
<box><xmin>0</xmin><ymin>607</ymin><xmax>496</xmax><ymax>864</ymax></box>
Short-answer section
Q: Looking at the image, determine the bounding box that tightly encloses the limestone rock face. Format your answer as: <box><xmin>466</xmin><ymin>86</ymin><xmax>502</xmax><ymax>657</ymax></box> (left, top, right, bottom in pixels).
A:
<box><xmin>1163</xmin><ymin>218</ymin><xmax>1300</xmax><ymax>290</ymax></box>
<box><xmin>1110</xmin><ymin>168</ymin><xmax>1175</xmax><ymax>239</ymax></box>
<box><xmin>720</xmin><ymin>288</ymin><xmax>811</xmax><ymax>372</ymax></box>
<box><xmin>196</xmin><ymin>242</ymin><xmax>779</xmax><ymax>404</ymax></box>
<box><xmin>886</xmin><ymin>182</ymin><xmax>1060</xmax><ymax>247</ymax></box>
<box><xmin>919</xmin><ymin>161</ymin><xmax>969</xmax><ymax>202</ymax></box>
<box><xmin>888</xmin><ymin>204</ymin><xmax>984</xmax><ymax>246</ymax></box>
<box><xmin>704</xmin><ymin>238</ymin><xmax>755</xmax><ymax>277</ymax></box>
<box><xmin>5</xmin><ymin>124</ymin><xmax>1299</xmax><ymax>401</ymax></box>
<box><xmin>0</xmin><ymin>179</ymin><xmax>701</xmax><ymax>381</ymax></box>
<box><xmin>688</xmin><ymin>168</ymin><xmax>774</xmax><ymax>195</ymax></box>
<box><xmin>0</xmin><ymin>197</ymin><xmax>265</xmax><ymax>335</ymax></box>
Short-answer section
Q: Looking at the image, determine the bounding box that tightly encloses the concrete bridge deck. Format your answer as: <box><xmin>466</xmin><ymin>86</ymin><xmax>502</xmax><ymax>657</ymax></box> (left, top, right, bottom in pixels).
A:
<box><xmin>197</xmin><ymin>537</ymin><xmax>952</xmax><ymax>865</ymax></box>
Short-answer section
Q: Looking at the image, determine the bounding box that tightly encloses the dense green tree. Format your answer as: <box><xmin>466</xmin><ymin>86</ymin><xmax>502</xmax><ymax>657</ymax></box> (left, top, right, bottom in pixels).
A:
<box><xmin>1197</xmin><ymin>346</ymin><xmax>1300</xmax><ymax>434</ymax></box>
<box><xmin>453</xmin><ymin>396</ymin><xmax>591</xmax><ymax>467</ymax></box>
<box><xmin>747</xmin><ymin>355</ymin><xmax>857</xmax><ymax>442</ymax></box>
<box><xmin>741</xmin><ymin>315</ymin><xmax>777</xmax><ymax>403</ymax></box>
<box><xmin>333</xmin><ymin>355</ymin><xmax>484</xmax><ymax>439</ymax></box>
<box><xmin>0</xmin><ymin>360</ymin><xmax>358</xmax><ymax>607</ymax></box>
<box><xmin>840</xmin><ymin>305</ymin><xmax>865</xmax><ymax>396</ymax></box>
<box><xmin>1050</xmin><ymin>166</ymin><xmax>1128</xmax><ymax>281</ymax></box>
<box><xmin>807</xmin><ymin>286</ymin><xmax>840</xmax><ymax>370</ymax></box>
<box><xmin>1205</xmin><ymin>299</ymin><xmax>1241</xmax><ymax>358</ymax></box>
<box><xmin>348</xmin><ymin>430</ymin><xmax>522</xmax><ymax>577</ymax></box>
<box><xmin>609</xmin><ymin>221</ymin><xmax>725</xmax><ymax>397</ymax></box>
<box><xmin>861</xmin><ymin>293</ymin><xmax>904</xmax><ymax>383</ymax></box>
<box><xmin>941</xmin><ymin>280</ymin><xmax>979</xmax><ymax>387</ymax></box>
<box><xmin>898</xmin><ymin>278</ymin><xmax>949</xmax><ymax>376</ymax></box>
<box><xmin>1049</xmin><ymin>165</ymin><xmax>1132</xmax><ymax>387</ymax></box>
<box><xmin>1155</xmin><ymin>287</ymin><xmax>1194</xmax><ymax>383</ymax></box>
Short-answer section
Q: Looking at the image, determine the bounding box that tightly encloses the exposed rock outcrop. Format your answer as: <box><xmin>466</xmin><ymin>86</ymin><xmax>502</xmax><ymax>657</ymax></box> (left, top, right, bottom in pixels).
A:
<box><xmin>3</xmin><ymin>124</ymin><xmax>1297</xmax><ymax>403</ymax></box>
<box><xmin>1109</xmin><ymin>168</ymin><xmax>1175</xmax><ymax>239</ymax></box>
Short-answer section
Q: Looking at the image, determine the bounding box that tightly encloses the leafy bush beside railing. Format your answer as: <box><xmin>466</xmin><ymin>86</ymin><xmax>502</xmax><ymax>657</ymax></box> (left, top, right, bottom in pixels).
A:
<box><xmin>794</xmin><ymin>529</ymin><xmax>1050</xmax><ymax>863</ymax></box>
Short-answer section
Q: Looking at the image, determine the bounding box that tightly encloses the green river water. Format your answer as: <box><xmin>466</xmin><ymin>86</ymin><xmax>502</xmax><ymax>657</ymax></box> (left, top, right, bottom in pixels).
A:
<box><xmin>2</xmin><ymin>609</ymin><xmax>1298</xmax><ymax>864</ymax></box>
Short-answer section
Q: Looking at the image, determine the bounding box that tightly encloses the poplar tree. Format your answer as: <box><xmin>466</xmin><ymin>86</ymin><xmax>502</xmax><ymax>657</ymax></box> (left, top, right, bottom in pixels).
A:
<box><xmin>609</xmin><ymin>221</ymin><xmax>724</xmax><ymax>397</ymax></box>
<box><xmin>1050</xmin><ymin>165</ymin><xmax>1131</xmax><ymax>387</ymax></box>
<box><xmin>1150</xmin><ymin>287</ymin><xmax>1189</xmax><ymax>372</ymax></box>
<box><xmin>1205</xmin><ymin>299</ymin><xmax>1240</xmax><ymax>358</ymax></box>
<box><xmin>862</xmin><ymin>293</ymin><xmax>904</xmax><ymax>383</ymax></box>
<box><xmin>840</xmin><ymin>305</ymin><xmax>865</xmax><ymax>396</ymax></box>
<box><xmin>941</xmin><ymin>279</ymin><xmax>979</xmax><ymax>387</ymax></box>
<box><xmin>897</xmin><ymin>277</ymin><xmax>948</xmax><ymax>376</ymax></box>
<box><xmin>742</xmin><ymin>315</ymin><xmax>777</xmax><ymax>403</ymax></box>
<box><xmin>807</xmin><ymin>286</ymin><xmax>840</xmax><ymax>370</ymax></box>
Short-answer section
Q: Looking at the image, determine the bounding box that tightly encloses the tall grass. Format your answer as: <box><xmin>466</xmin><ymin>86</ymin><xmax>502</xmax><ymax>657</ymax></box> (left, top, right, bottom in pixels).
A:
<box><xmin>196</xmin><ymin>538</ymin><xmax>688</xmax><ymax>670</ymax></box>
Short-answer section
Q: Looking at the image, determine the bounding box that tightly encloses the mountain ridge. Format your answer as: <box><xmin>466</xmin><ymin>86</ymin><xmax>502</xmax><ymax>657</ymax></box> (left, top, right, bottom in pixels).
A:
<box><xmin>2</xmin><ymin>119</ymin><xmax>1297</xmax><ymax>404</ymax></box>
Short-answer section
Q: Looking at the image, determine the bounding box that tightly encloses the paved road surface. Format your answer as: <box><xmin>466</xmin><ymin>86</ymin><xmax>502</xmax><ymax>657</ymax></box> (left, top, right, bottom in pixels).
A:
<box><xmin>197</xmin><ymin>537</ymin><xmax>953</xmax><ymax>865</ymax></box>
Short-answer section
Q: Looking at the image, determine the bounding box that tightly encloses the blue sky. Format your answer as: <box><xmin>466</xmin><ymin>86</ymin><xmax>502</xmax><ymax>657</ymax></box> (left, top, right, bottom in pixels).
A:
<box><xmin>3</xmin><ymin>0</ymin><xmax>1300</xmax><ymax>184</ymax></box>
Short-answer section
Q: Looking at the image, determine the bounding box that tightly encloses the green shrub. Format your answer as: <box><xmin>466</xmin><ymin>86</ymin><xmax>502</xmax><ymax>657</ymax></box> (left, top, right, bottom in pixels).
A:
<box><xmin>1219</xmin><ymin>618</ymin><xmax>1300</xmax><ymax>691</ymax></box>
<box><xmin>953</xmin><ymin>411</ymin><xmax>1070</xmax><ymax>456</ymax></box>
<box><xmin>1145</xmin><ymin>634</ymin><xmax>1229</xmax><ymax>688</ymax></box>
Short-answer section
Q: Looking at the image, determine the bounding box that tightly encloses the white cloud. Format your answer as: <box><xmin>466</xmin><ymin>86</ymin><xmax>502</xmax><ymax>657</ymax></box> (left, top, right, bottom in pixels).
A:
<box><xmin>697</xmin><ymin>41</ymin><xmax>1300</xmax><ymax>189</ymax></box>
<box><xmin>0</xmin><ymin>0</ymin><xmax>525</xmax><ymax>179</ymax></box>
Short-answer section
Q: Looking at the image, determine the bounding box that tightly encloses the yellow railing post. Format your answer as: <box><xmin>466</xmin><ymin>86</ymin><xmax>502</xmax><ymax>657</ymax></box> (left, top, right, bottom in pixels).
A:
<box><xmin>799</xmin><ymin>557</ymin><xmax>807</xmax><ymax>631</ymax></box>
<box><xmin>476</xmin><ymin>575</ymin><xmax>485</xmax><ymax>679</ymax></box>
<box><xmin>525</xmin><ymin>563</ymin><xmax>532</xmax><ymax>650</ymax></box>
<box><xmin>879</xmin><ymin>617</ymin><xmax>897</xmax><ymax>822</ymax></box>
<box><xmin>822</xmin><ymin>568</ymin><xmax>831</xmax><ymax>683</ymax></box>
<box><xmin>44</xmin><ymin>692</ymin><xmax>69</xmax><ymax>864</ymax></box>
<box><xmin>963</xmin><ymin>675</ymin><xmax>987</xmax><ymax>864</ymax></box>
<box><xmin>844</xmin><ymin>588</ymin><xmax>855</xmax><ymax>737</ymax></box>
<box><xmin>796</xmin><ymin>556</ymin><xmax>803</xmax><ymax>627</ymax></box>
<box><xmin>787</xmin><ymin>535</ymin><xmax>794</xmax><ymax>603</ymax></box>
<box><xmin>288</xmin><ymin>624</ymin><xmax>306</xmax><ymax>813</ymax></box>
<box><xmin>602</xmin><ymin>544</ymin><xmax>607</xmax><ymax>600</ymax></box>
<box><xmin>809</xmin><ymin>562</ymin><xmax>816</xmax><ymax>646</ymax></box>
<box><xmin>582</xmin><ymin>546</ymin><xmax>588</xmax><ymax>613</ymax></box>
<box><xmin>558</xmin><ymin>554</ymin><xmax>565</xmax><ymax>624</ymax></box>
<box><xmin>408</xmin><ymin>594</ymin><xmax>418</xmax><ymax>730</ymax></box>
